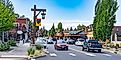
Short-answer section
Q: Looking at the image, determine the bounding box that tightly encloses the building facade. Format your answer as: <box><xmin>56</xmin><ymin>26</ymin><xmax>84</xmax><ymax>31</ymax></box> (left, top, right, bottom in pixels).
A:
<box><xmin>111</xmin><ymin>26</ymin><xmax>121</xmax><ymax>44</ymax></box>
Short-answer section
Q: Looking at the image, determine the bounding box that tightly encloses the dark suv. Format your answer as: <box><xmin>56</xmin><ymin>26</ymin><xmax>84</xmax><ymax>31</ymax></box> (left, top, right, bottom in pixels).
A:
<box><xmin>82</xmin><ymin>40</ymin><xmax>102</xmax><ymax>52</ymax></box>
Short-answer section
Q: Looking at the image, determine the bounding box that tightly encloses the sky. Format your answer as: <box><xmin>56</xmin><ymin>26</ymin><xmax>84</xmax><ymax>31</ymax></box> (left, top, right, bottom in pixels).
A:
<box><xmin>10</xmin><ymin>0</ymin><xmax>121</xmax><ymax>30</ymax></box>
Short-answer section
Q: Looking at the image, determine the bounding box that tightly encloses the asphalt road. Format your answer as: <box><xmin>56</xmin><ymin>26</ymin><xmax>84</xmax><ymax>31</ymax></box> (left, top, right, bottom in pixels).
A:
<box><xmin>36</xmin><ymin>44</ymin><xmax>121</xmax><ymax>60</ymax></box>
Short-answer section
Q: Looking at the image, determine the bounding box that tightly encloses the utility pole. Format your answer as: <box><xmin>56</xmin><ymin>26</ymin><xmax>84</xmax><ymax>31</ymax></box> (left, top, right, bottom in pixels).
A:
<box><xmin>31</xmin><ymin>5</ymin><xmax>46</xmax><ymax>44</ymax></box>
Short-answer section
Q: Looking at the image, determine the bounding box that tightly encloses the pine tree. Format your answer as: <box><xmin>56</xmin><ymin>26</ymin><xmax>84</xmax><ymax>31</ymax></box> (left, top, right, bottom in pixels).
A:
<box><xmin>93</xmin><ymin>0</ymin><xmax>119</xmax><ymax>43</ymax></box>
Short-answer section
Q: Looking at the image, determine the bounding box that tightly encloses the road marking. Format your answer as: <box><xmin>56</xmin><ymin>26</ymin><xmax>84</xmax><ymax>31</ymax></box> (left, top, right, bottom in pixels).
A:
<box><xmin>44</xmin><ymin>49</ymin><xmax>50</xmax><ymax>54</ymax></box>
<box><xmin>69</xmin><ymin>48</ymin><xmax>96</xmax><ymax>57</ymax></box>
<box><xmin>31</xmin><ymin>59</ymin><xmax>36</xmax><ymax>60</ymax></box>
<box><xmin>0</xmin><ymin>55</ymin><xmax>29</xmax><ymax>58</ymax></box>
<box><xmin>69</xmin><ymin>53</ymin><xmax>76</xmax><ymax>57</ymax></box>
<box><xmin>50</xmin><ymin>53</ymin><xmax>57</xmax><ymax>57</ymax></box>
<box><xmin>102</xmin><ymin>54</ymin><xmax>111</xmax><ymax>57</ymax></box>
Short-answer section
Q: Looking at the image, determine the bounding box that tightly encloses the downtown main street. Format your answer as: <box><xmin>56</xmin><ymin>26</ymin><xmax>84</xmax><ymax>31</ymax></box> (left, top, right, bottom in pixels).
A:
<box><xmin>36</xmin><ymin>44</ymin><xmax>121</xmax><ymax>60</ymax></box>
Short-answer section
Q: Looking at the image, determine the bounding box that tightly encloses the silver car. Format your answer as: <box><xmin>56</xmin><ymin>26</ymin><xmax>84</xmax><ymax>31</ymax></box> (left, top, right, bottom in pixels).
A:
<box><xmin>35</xmin><ymin>37</ymin><xmax>47</xmax><ymax>49</ymax></box>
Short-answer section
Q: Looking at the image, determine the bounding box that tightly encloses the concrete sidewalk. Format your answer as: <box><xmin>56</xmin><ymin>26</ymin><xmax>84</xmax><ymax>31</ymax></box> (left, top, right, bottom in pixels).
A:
<box><xmin>103</xmin><ymin>48</ymin><xmax>121</xmax><ymax>55</ymax></box>
<box><xmin>0</xmin><ymin>43</ymin><xmax>30</xmax><ymax>58</ymax></box>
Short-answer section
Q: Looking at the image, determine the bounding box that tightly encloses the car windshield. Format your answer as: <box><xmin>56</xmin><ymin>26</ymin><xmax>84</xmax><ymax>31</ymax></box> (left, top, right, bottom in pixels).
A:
<box><xmin>88</xmin><ymin>40</ymin><xmax>98</xmax><ymax>43</ymax></box>
<box><xmin>57</xmin><ymin>40</ymin><xmax>66</xmax><ymax>44</ymax></box>
<box><xmin>79</xmin><ymin>40</ymin><xmax>84</xmax><ymax>42</ymax></box>
<box><xmin>38</xmin><ymin>41</ymin><xmax>46</xmax><ymax>44</ymax></box>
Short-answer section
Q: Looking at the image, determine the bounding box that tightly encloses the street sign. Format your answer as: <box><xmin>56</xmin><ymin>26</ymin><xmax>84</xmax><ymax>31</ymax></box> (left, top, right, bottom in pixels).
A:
<box><xmin>36</xmin><ymin>18</ymin><xmax>41</xmax><ymax>26</ymax></box>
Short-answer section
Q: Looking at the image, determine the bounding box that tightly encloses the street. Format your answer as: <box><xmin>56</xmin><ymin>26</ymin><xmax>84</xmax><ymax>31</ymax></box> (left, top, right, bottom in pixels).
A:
<box><xmin>36</xmin><ymin>44</ymin><xmax>121</xmax><ymax>60</ymax></box>
<box><xmin>0</xmin><ymin>0</ymin><xmax>121</xmax><ymax>60</ymax></box>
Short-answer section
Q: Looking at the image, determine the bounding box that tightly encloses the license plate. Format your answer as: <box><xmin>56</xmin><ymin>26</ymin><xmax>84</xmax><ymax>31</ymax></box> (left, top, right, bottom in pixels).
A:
<box><xmin>62</xmin><ymin>46</ymin><xmax>65</xmax><ymax>48</ymax></box>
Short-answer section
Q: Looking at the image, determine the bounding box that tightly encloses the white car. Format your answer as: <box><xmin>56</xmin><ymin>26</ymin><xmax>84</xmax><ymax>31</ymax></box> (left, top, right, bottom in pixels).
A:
<box><xmin>75</xmin><ymin>39</ymin><xmax>85</xmax><ymax>46</ymax></box>
<box><xmin>35</xmin><ymin>37</ymin><xmax>47</xmax><ymax>49</ymax></box>
<box><xmin>47</xmin><ymin>39</ymin><xmax>54</xmax><ymax>44</ymax></box>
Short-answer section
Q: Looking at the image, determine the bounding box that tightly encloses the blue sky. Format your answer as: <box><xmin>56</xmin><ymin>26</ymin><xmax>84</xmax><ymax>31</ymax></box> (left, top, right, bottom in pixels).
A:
<box><xmin>10</xmin><ymin>0</ymin><xmax>121</xmax><ymax>30</ymax></box>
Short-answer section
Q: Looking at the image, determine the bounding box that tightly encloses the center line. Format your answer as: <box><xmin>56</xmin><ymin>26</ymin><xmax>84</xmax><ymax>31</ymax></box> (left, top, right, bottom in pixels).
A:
<box><xmin>69</xmin><ymin>53</ymin><xmax>76</xmax><ymax>57</ymax></box>
<box><xmin>69</xmin><ymin>48</ymin><xmax>96</xmax><ymax>57</ymax></box>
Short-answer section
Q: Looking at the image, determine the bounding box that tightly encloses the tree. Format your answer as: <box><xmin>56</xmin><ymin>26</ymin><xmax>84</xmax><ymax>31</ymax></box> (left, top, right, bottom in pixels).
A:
<box><xmin>93</xmin><ymin>0</ymin><xmax>119</xmax><ymax>43</ymax></box>
<box><xmin>50</xmin><ymin>23</ymin><xmax>55</xmax><ymax>37</ymax></box>
<box><xmin>77</xmin><ymin>24</ymin><xmax>82</xmax><ymax>30</ymax></box>
<box><xmin>77</xmin><ymin>24</ymin><xmax>86</xmax><ymax>31</ymax></box>
<box><xmin>0</xmin><ymin>0</ymin><xmax>16</xmax><ymax>41</ymax></box>
<box><xmin>66</xmin><ymin>28</ymin><xmax>69</xmax><ymax>31</ymax></box>
<box><xmin>57</xmin><ymin>22</ymin><xmax>64</xmax><ymax>38</ymax></box>
<box><xmin>70</xmin><ymin>27</ymin><xmax>73</xmax><ymax>31</ymax></box>
<box><xmin>74</xmin><ymin>28</ymin><xmax>77</xmax><ymax>31</ymax></box>
<box><xmin>57</xmin><ymin>22</ymin><xmax>62</xmax><ymax>32</ymax></box>
<box><xmin>0</xmin><ymin>0</ymin><xmax>16</xmax><ymax>32</ymax></box>
<box><xmin>20</xmin><ymin>15</ymin><xmax>25</xmax><ymax>18</ymax></box>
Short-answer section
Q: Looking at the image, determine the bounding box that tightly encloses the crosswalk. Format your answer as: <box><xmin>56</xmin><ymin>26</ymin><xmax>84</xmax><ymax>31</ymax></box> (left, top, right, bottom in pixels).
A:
<box><xmin>48</xmin><ymin>48</ymin><xmax>115</xmax><ymax>57</ymax></box>
<box><xmin>49</xmin><ymin>52</ymin><xmax>113</xmax><ymax>57</ymax></box>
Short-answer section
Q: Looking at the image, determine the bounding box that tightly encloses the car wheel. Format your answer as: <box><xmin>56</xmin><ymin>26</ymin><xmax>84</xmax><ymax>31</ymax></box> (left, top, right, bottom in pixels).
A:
<box><xmin>54</xmin><ymin>46</ymin><xmax>57</xmax><ymax>50</ymax></box>
<box><xmin>98</xmin><ymin>49</ymin><xmax>101</xmax><ymax>53</ymax></box>
<box><xmin>65</xmin><ymin>47</ymin><xmax>68</xmax><ymax>50</ymax></box>
<box><xmin>82</xmin><ymin>47</ymin><xmax>85</xmax><ymax>51</ymax></box>
<box><xmin>87</xmin><ymin>48</ymin><xmax>90</xmax><ymax>52</ymax></box>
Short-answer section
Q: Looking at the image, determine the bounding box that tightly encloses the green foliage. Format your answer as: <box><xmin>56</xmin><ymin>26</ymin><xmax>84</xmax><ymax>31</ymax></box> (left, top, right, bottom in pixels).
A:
<box><xmin>58</xmin><ymin>22</ymin><xmax>62</xmax><ymax>30</ymax></box>
<box><xmin>93</xmin><ymin>0</ymin><xmax>119</xmax><ymax>42</ymax></box>
<box><xmin>49</xmin><ymin>23</ymin><xmax>56</xmax><ymax>37</ymax></box>
<box><xmin>7</xmin><ymin>40</ymin><xmax>16</xmax><ymax>46</ymax></box>
<box><xmin>0</xmin><ymin>0</ymin><xmax>16</xmax><ymax>32</ymax></box>
<box><xmin>27</xmin><ymin>47</ymin><xmax>32</xmax><ymax>55</ymax></box>
<box><xmin>0</xmin><ymin>42</ymin><xmax>10</xmax><ymax>51</ymax></box>
<box><xmin>70</xmin><ymin>27</ymin><xmax>73</xmax><ymax>31</ymax></box>
<box><xmin>57</xmin><ymin>22</ymin><xmax>62</xmax><ymax>32</ymax></box>
<box><xmin>35</xmin><ymin>44</ymin><xmax>43</xmax><ymax>50</ymax></box>
<box><xmin>77</xmin><ymin>24</ymin><xmax>86</xmax><ymax>31</ymax></box>
<box><xmin>27</xmin><ymin>47</ymin><xmax>35</xmax><ymax>56</ymax></box>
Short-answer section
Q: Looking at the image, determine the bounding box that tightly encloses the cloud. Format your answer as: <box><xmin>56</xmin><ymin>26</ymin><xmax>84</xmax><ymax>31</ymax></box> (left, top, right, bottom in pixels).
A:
<box><xmin>40</xmin><ymin>19</ymin><xmax>93</xmax><ymax>30</ymax></box>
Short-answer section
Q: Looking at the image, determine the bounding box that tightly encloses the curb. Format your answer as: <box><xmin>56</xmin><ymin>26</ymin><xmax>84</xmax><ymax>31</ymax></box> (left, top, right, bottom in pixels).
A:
<box><xmin>0</xmin><ymin>55</ymin><xmax>29</xmax><ymax>58</ymax></box>
<box><xmin>102</xmin><ymin>49</ymin><xmax>121</xmax><ymax>54</ymax></box>
<box><xmin>31</xmin><ymin>54</ymin><xmax>47</xmax><ymax>59</ymax></box>
<box><xmin>102</xmin><ymin>49</ymin><xmax>114</xmax><ymax>53</ymax></box>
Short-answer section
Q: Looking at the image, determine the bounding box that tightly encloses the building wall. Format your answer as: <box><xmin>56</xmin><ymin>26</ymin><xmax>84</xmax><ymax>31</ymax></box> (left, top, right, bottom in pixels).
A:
<box><xmin>112</xmin><ymin>26</ymin><xmax>121</xmax><ymax>41</ymax></box>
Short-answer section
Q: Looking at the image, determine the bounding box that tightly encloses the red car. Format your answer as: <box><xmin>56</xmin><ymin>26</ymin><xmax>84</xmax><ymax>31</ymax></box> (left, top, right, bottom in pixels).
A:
<box><xmin>54</xmin><ymin>40</ymin><xmax>68</xmax><ymax>50</ymax></box>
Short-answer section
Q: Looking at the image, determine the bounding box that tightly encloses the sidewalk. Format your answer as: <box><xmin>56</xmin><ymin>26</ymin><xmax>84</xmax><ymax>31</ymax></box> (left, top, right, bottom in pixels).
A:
<box><xmin>0</xmin><ymin>42</ymin><xmax>30</xmax><ymax>58</ymax></box>
<box><xmin>103</xmin><ymin>48</ymin><xmax>121</xmax><ymax>55</ymax></box>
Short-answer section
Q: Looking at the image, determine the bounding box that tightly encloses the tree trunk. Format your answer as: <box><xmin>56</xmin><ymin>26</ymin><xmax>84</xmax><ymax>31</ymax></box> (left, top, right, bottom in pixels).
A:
<box><xmin>98</xmin><ymin>39</ymin><xmax>105</xmax><ymax>48</ymax></box>
<box><xmin>6</xmin><ymin>31</ymin><xmax>9</xmax><ymax>40</ymax></box>
<box><xmin>2</xmin><ymin>31</ymin><xmax>4</xmax><ymax>42</ymax></box>
<box><xmin>105</xmin><ymin>39</ymin><xmax>110</xmax><ymax>45</ymax></box>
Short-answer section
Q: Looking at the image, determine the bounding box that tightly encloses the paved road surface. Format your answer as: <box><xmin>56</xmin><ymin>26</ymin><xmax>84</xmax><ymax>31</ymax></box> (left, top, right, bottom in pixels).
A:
<box><xmin>36</xmin><ymin>44</ymin><xmax>121</xmax><ymax>60</ymax></box>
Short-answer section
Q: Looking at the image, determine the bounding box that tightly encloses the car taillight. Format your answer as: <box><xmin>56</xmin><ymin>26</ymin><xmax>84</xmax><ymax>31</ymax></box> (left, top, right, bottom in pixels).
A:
<box><xmin>57</xmin><ymin>44</ymin><xmax>61</xmax><ymax>46</ymax></box>
<box><xmin>66</xmin><ymin>44</ymin><xmax>68</xmax><ymax>46</ymax></box>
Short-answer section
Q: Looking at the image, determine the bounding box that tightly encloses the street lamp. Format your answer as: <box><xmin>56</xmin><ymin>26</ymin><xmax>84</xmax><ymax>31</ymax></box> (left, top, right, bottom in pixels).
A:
<box><xmin>31</xmin><ymin>5</ymin><xmax>46</xmax><ymax>44</ymax></box>
<box><xmin>41</xmin><ymin>11</ymin><xmax>46</xmax><ymax>19</ymax></box>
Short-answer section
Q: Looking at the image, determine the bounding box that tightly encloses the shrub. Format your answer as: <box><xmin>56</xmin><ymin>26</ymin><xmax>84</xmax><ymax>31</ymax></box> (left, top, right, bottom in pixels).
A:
<box><xmin>35</xmin><ymin>44</ymin><xmax>43</xmax><ymax>50</ymax></box>
<box><xmin>7</xmin><ymin>40</ymin><xmax>16</xmax><ymax>46</ymax></box>
<box><xmin>27</xmin><ymin>47</ymin><xmax>35</xmax><ymax>56</ymax></box>
<box><xmin>31</xmin><ymin>48</ymin><xmax>35</xmax><ymax>55</ymax></box>
<box><xmin>0</xmin><ymin>43</ymin><xmax>10</xmax><ymax>51</ymax></box>
<box><xmin>27</xmin><ymin>47</ymin><xmax>33</xmax><ymax>56</ymax></box>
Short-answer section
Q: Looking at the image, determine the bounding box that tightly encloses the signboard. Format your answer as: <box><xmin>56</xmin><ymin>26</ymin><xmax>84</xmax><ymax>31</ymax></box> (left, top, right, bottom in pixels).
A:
<box><xmin>36</xmin><ymin>18</ymin><xmax>41</xmax><ymax>26</ymax></box>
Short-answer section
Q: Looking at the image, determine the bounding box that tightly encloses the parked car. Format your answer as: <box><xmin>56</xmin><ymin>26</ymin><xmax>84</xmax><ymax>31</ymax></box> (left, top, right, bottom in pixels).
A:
<box><xmin>54</xmin><ymin>40</ymin><xmax>68</xmax><ymax>50</ymax></box>
<box><xmin>47</xmin><ymin>39</ymin><xmax>54</xmax><ymax>44</ymax></box>
<box><xmin>67</xmin><ymin>39</ymin><xmax>75</xmax><ymax>44</ymax></box>
<box><xmin>52</xmin><ymin>38</ymin><xmax>57</xmax><ymax>41</ymax></box>
<box><xmin>75</xmin><ymin>39</ymin><xmax>85</xmax><ymax>46</ymax></box>
<box><xmin>82</xmin><ymin>40</ymin><xmax>102</xmax><ymax>52</ymax></box>
<box><xmin>35</xmin><ymin>38</ymin><xmax>47</xmax><ymax>49</ymax></box>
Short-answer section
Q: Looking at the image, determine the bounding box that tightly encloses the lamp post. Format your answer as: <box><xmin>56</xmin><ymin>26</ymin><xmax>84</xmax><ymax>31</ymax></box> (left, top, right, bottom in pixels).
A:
<box><xmin>31</xmin><ymin>5</ymin><xmax>46</xmax><ymax>44</ymax></box>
